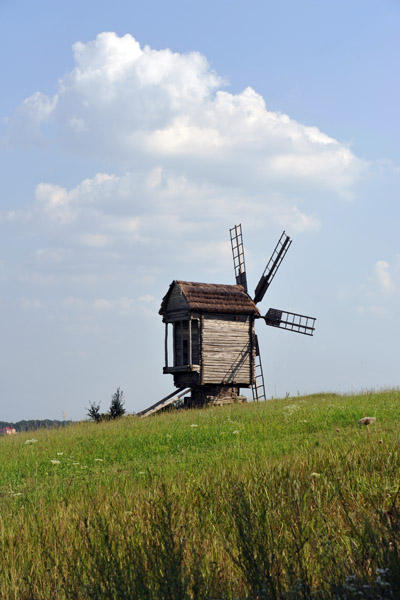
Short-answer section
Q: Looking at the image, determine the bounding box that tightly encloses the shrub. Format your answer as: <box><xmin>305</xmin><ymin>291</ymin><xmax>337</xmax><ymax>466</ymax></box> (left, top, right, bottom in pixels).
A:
<box><xmin>109</xmin><ymin>387</ymin><xmax>126</xmax><ymax>419</ymax></box>
<box><xmin>86</xmin><ymin>401</ymin><xmax>101</xmax><ymax>423</ymax></box>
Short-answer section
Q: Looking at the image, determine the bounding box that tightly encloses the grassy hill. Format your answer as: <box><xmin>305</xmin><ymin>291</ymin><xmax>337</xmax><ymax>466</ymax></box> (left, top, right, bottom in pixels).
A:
<box><xmin>1</xmin><ymin>389</ymin><xmax>400</xmax><ymax>599</ymax></box>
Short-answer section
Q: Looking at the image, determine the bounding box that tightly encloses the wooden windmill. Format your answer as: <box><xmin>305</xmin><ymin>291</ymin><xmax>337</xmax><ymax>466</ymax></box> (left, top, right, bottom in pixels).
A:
<box><xmin>138</xmin><ymin>225</ymin><xmax>316</xmax><ymax>416</ymax></box>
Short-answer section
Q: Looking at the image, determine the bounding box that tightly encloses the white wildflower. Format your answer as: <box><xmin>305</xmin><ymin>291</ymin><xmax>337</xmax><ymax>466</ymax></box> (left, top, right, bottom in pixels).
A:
<box><xmin>190</xmin><ymin>424</ymin><xmax>198</xmax><ymax>428</ymax></box>
<box><xmin>94</xmin><ymin>458</ymin><xmax>103</xmax><ymax>462</ymax></box>
<box><xmin>9</xmin><ymin>488</ymin><xmax>22</xmax><ymax>497</ymax></box>
<box><xmin>233</xmin><ymin>430</ymin><xmax>239</xmax><ymax>435</ymax></box>
<box><xmin>25</xmin><ymin>439</ymin><xmax>38</xmax><ymax>444</ymax></box>
<box><xmin>50</xmin><ymin>459</ymin><xmax>61</xmax><ymax>465</ymax></box>
<box><xmin>284</xmin><ymin>404</ymin><xmax>300</xmax><ymax>414</ymax></box>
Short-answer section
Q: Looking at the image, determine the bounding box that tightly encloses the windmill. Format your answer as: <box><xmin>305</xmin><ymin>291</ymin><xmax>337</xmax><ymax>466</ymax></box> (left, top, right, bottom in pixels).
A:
<box><xmin>138</xmin><ymin>224</ymin><xmax>316</xmax><ymax>417</ymax></box>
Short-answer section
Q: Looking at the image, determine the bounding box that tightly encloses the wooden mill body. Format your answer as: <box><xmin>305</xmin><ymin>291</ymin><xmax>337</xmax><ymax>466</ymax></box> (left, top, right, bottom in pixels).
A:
<box><xmin>159</xmin><ymin>280</ymin><xmax>260</xmax><ymax>405</ymax></box>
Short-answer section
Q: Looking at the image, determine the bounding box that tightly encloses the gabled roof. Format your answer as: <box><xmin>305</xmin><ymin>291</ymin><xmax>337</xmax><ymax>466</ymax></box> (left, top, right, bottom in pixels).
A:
<box><xmin>159</xmin><ymin>280</ymin><xmax>260</xmax><ymax>316</ymax></box>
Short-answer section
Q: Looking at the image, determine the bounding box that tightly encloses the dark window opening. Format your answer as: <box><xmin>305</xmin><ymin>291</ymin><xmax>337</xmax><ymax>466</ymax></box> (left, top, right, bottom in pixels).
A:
<box><xmin>191</xmin><ymin>320</ymin><xmax>199</xmax><ymax>364</ymax></box>
<box><xmin>173</xmin><ymin>319</ymin><xmax>200</xmax><ymax>367</ymax></box>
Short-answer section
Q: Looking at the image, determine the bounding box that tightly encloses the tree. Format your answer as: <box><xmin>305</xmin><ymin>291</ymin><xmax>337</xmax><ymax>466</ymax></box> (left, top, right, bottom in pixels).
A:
<box><xmin>109</xmin><ymin>387</ymin><xmax>126</xmax><ymax>419</ymax></box>
<box><xmin>87</xmin><ymin>401</ymin><xmax>101</xmax><ymax>423</ymax></box>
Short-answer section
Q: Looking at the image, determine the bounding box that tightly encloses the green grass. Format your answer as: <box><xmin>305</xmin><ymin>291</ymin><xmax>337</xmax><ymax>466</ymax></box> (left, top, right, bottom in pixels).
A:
<box><xmin>1</xmin><ymin>389</ymin><xmax>400</xmax><ymax>599</ymax></box>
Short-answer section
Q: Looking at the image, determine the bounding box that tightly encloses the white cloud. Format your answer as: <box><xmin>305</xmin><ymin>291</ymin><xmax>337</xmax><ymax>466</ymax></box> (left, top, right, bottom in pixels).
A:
<box><xmin>69</xmin><ymin>116</ymin><xmax>87</xmax><ymax>132</ymax></box>
<box><xmin>81</xmin><ymin>233</ymin><xmax>110</xmax><ymax>247</ymax></box>
<box><xmin>138</xmin><ymin>294</ymin><xmax>155</xmax><ymax>303</ymax></box>
<box><xmin>354</xmin><ymin>255</ymin><xmax>400</xmax><ymax>315</ymax></box>
<box><xmin>2</xmin><ymin>33</ymin><xmax>366</xmax><ymax>301</ymax></box>
<box><xmin>35</xmin><ymin>183</ymin><xmax>77</xmax><ymax>225</ymax></box>
<box><xmin>7</xmin><ymin>167</ymin><xmax>319</xmax><ymax>275</ymax></box>
<box><xmin>35</xmin><ymin>248</ymin><xmax>71</xmax><ymax>263</ymax></box>
<box><xmin>6</xmin><ymin>32</ymin><xmax>363</xmax><ymax>196</ymax></box>
<box><xmin>62</xmin><ymin>294</ymin><xmax>155</xmax><ymax>317</ymax></box>
<box><xmin>92</xmin><ymin>298</ymin><xmax>113</xmax><ymax>310</ymax></box>
<box><xmin>18</xmin><ymin>298</ymin><xmax>42</xmax><ymax>309</ymax></box>
<box><xmin>34</xmin><ymin>173</ymin><xmax>117</xmax><ymax>226</ymax></box>
<box><xmin>373</xmin><ymin>260</ymin><xmax>395</xmax><ymax>294</ymax></box>
<box><xmin>5</xmin><ymin>92</ymin><xmax>57</xmax><ymax>146</ymax></box>
<box><xmin>356</xmin><ymin>304</ymin><xmax>387</xmax><ymax>316</ymax></box>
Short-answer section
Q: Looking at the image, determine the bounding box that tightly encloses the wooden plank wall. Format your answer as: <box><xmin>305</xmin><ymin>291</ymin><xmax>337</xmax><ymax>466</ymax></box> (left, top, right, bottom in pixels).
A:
<box><xmin>202</xmin><ymin>314</ymin><xmax>253</xmax><ymax>385</ymax></box>
<box><xmin>164</xmin><ymin>282</ymin><xmax>188</xmax><ymax>315</ymax></box>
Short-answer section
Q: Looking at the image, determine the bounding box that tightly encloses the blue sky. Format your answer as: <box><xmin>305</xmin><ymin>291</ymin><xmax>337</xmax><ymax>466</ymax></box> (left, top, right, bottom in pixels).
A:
<box><xmin>1</xmin><ymin>0</ymin><xmax>399</xmax><ymax>421</ymax></box>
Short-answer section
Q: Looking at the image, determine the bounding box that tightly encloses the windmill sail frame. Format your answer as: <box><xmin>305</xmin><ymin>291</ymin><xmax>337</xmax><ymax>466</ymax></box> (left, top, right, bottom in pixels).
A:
<box><xmin>229</xmin><ymin>223</ymin><xmax>248</xmax><ymax>291</ymax></box>
<box><xmin>264</xmin><ymin>308</ymin><xmax>316</xmax><ymax>336</ymax></box>
<box><xmin>253</xmin><ymin>231</ymin><xmax>292</xmax><ymax>304</ymax></box>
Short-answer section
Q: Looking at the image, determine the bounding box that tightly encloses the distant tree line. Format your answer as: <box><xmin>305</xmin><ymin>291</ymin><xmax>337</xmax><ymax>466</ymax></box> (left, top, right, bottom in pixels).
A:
<box><xmin>0</xmin><ymin>420</ymin><xmax>73</xmax><ymax>432</ymax></box>
<box><xmin>1</xmin><ymin>387</ymin><xmax>128</xmax><ymax>431</ymax></box>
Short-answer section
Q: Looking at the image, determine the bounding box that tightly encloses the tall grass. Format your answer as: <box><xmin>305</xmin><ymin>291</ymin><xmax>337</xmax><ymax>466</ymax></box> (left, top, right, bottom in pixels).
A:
<box><xmin>1</xmin><ymin>389</ymin><xmax>400</xmax><ymax>598</ymax></box>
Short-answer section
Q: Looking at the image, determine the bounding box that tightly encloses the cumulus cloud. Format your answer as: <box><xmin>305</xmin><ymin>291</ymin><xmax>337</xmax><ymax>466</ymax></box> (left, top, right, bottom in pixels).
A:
<box><xmin>6</xmin><ymin>32</ymin><xmax>363</xmax><ymax>194</ymax></box>
<box><xmin>5</xmin><ymin>92</ymin><xmax>57</xmax><ymax>146</ymax></box>
<box><xmin>2</xmin><ymin>32</ymin><xmax>365</xmax><ymax>291</ymax></box>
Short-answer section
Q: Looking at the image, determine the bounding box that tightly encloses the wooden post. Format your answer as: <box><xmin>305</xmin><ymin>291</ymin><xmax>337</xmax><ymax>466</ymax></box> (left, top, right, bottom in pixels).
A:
<box><xmin>189</xmin><ymin>318</ymin><xmax>192</xmax><ymax>367</ymax></box>
<box><xmin>164</xmin><ymin>322</ymin><xmax>168</xmax><ymax>368</ymax></box>
<box><xmin>200</xmin><ymin>315</ymin><xmax>204</xmax><ymax>384</ymax></box>
<box><xmin>180</xmin><ymin>321</ymin><xmax>183</xmax><ymax>366</ymax></box>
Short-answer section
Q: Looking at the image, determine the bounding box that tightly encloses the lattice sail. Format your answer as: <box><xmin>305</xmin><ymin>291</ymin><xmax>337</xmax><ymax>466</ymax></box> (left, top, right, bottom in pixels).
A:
<box><xmin>229</xmin><ymin>223</ymin><xmax>248</xmax><ymax>291</ymax></box>
<box><xmin>253</xmin><ymin>231</ymin><xmax>292</xmax><ymax>304</ymax></box>
<box><xmin>264</xmin><ymin>308</ymin><xmax>316</xmax><ymax>336</ymax></box>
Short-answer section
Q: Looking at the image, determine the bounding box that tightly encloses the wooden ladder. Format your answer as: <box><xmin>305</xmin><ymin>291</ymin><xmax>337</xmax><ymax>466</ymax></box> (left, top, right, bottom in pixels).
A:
<box><xmin>252</xmin><ymin>339</ymin><xmax>266</xmax><ymax>401</ymax></box>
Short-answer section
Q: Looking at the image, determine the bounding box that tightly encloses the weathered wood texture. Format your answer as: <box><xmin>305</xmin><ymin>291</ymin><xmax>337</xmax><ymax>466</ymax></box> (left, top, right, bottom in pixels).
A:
<box><xmin>202</xmin><ymin>314</ymin><xmax>255</xmax><ymax>385</ymax></box>
<box><xmin>173</xmin><ymin>371</ymin><xmax>200</xmax><ymax>388</ymax></box>
<box><xmin>185</xmin><ymin>385</ymin><xmax>246</xmax><ymax>407</ymax></box>
<box><xmin>166</xmin><ymin>282</ymin><xmax>189</xmax><ymax>311</ymax></box>
<box><xmin>161</xmin><ymin>283</ymin><xmax>190</xmax><ymax>322</ymax></box>
<box><xmin>159</xmin><ymin>280</ymin><xmax>259</xmax><ymax>390</ymax></box>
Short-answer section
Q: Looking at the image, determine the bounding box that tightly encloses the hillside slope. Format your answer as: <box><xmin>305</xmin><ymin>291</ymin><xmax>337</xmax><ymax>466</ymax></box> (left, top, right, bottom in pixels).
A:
<box><xmin>1</xmin><ymin>389</ymin><xmax>400</xmax><ymax>599</ymax></box>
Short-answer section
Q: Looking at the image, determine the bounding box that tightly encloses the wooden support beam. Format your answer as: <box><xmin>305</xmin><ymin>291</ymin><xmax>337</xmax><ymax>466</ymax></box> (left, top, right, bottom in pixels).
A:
<box><xmin>137</xmin><ymin>387</ymin><xmax>191</xmax><ymax>418</ymax></box>
<box><xmin>164</xmin><ymin>322</ymin><xmax>168</xmax><ymax>368</ymax></box>
<box><xmin>189</xmin><ymin>318</ymin><xmax>192</xmax><ymax>367</ymax></box>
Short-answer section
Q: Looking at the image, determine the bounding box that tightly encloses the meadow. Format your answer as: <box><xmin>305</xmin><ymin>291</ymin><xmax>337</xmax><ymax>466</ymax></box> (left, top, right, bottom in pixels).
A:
<box><xmin>1</xmin><ymin>389</ymin><xmax>400</xmax><ymax>599</ymax></box>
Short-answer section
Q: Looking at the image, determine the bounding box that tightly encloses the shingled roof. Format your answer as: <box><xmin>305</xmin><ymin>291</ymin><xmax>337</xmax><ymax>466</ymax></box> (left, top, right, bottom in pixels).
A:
<box><xmin>160</xmin><ymin>280</ymin><xmax>260</xmax><ymax>316</ymax></box>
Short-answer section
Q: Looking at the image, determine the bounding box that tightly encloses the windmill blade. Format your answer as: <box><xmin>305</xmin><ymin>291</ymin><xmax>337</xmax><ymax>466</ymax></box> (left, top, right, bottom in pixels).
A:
<box><xmin>252</xmin><ymin>334</ymin><xmax>266</xmax><ymax>401</ymax></box>
<box><xmin>229</xmin><ymin>223</ymin><xmax>248</xmax><ymax>291</ymax></box>
<box><xmin>253</xmin><ymin>231</ymin><xmax>292</xmax><ymax>304</ymax></box>
<box><xmin>264</xmin><ymin>308</ymin><xmax>316</xmax><ymax>336</ymax></box>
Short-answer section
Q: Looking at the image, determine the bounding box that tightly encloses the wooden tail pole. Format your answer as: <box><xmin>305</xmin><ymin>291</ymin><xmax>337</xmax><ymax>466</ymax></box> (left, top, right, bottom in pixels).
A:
<box><xmin>138</xmin><ymin>387</ymin><xmax>191</xmax><ymax>418</ymax></box>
